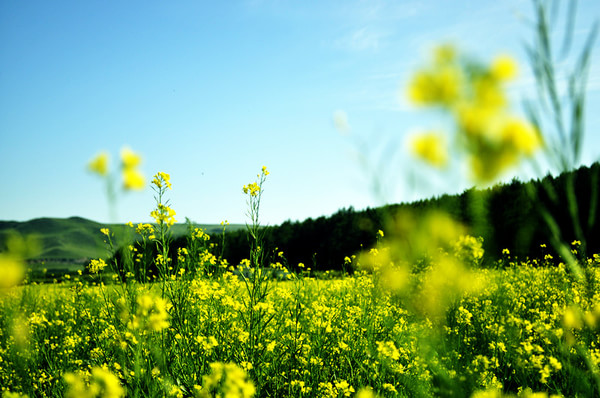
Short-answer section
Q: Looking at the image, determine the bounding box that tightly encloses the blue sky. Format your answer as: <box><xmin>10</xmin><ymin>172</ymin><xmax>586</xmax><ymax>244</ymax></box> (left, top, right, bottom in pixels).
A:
<box><xmin>1</xmin><ymin>0</ymin><xmax>599</xmax><ymax>225</ymax></box>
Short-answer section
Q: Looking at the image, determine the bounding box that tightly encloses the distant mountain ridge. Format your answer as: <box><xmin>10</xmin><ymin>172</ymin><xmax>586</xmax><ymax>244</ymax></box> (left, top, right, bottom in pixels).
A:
<box><xmin>0</xmin><ymin>216</ymin><xmax>242</xmax><ymax>270</ymax></box>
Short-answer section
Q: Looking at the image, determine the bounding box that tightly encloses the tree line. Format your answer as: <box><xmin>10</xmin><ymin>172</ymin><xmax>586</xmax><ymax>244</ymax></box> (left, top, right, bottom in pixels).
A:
<box><xmin>218</xmin><ymin>162</ymin><xmax>599</xmax><ymax>271</ymax></box>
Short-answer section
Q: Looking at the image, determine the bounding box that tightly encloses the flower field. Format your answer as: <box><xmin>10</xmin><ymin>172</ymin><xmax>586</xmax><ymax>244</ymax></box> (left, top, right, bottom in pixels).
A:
<box><xmin>1</xmin><ymin>239</ymin><xmax>599</xmax><ymax>397</ymax></box>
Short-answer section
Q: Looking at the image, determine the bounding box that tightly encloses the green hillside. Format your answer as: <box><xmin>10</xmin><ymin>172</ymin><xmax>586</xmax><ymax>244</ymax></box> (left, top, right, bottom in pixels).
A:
<box><xmin>0</xmin><ymin>217</ymin><xmax>244</xmax><ymax>270</ymax></box>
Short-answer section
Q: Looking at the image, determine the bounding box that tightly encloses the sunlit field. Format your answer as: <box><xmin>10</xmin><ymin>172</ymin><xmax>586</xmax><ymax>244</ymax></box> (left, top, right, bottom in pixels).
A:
<box><xmin>2</xmin><ymin>1</ymin><xmax>600</xmax><ymax>397</ymax></box>
<box><xmin>1</xmin><ymin>231</ymin><xmax>600</xmax><ymax>397</ymax></box>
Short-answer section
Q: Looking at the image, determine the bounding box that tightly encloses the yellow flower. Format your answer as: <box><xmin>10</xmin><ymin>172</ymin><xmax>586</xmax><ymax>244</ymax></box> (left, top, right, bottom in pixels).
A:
<box><xmin>490</xmin><ymin>54</ymin><xmax>518</xmax><ymax>81</ymax></box>
<box><xmin>197</xmin><ymin>362</ymin><xmax>255</xmax><ymax>398</ymax></box>
<box><xmin>64</xmin><ymin>367</ymin><xmax>124</xmax><ymax>398</ymax></box>
<box><xmin>88</xmin><ymin>152</ymin><xmax>110</xmax><ymax>176</ymax></box>
<box><xmin>355</xmin><ymin>387</ymin><xmax>378</xmax><ymax>398</ymax></box>
<box><xmin>152</xmin><ymin>172</ymin><xmax>172</xmax><ymax>190</ymax></box>
<box><xmin>123</xmin><ymin>168</ymin><xmax>145</xmax><ymax>190</ymax></box>
<box><xmin>474</xmin><ymin>78</ymin><xmax>507</xmax><ymax>110</ymax></box>
<box><xmin>88</xmin><ymin>258</ymin><xmax>107</xmax><ymax>274</ymax></box>
<box><xmin>129</xmin><ymin>294</ymin><xmax>170</xmax><ymax>332</ymax></box>
<box><xmin>119</xmin><ymin>147</ymin><xmax>145</xmax><ymax>190</ymax></box>
<box><xmin>376</xmin><ymin>340</ymin><xmax>400</xmax><ymax>361</ymax></box>
<box><xmin>120</xmin><ymin>147</ymin><xmax>142</xmax><ymax>169</ymax></box>
<box><xmin>136</xmin><ymin>223</ymin><xmax>154</xmax><ymax>235</ymax></box>
<box><xmin>498</xmin><ymin>117</ymin><xmax>541</xmax><ymax>155</ymax></box>
<box><xmin>409</xmin><ymin>131</ymin><xmax>448</xmax><ymax>167</ymax></box>
<box><xmin>0</xmin><ymin>254</ymin><xmax>25</xmax><ymax>289</ymax></box>
<box><xmin>408</xmin><ymin>66</ymin><xmax>462</xmax><ymax>106</ymax></box>
<box><xmin>150</xmin><ymin>204</ymin><xmax>177</xmax><ymax>227</ymax></box>
<box><xmin>243</xmin><ymin>182</ymin><xmax>260</xmax><ymax>197</ymax></box>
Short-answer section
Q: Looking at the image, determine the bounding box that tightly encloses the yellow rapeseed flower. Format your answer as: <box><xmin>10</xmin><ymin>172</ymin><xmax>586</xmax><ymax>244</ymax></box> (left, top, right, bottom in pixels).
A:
<box><xmin>150</xmin><ymin>204</ymin><xmax>177</xmax><ymax>227</ymax></box>
<box><xmin>490</xmin><ymin>54</ymin><xmax>518</xmax><ymax>81</ymax></box>
<box><xmin>152</xmin><ymin>172</ymin><xmax>172</xmax><ymax>190</ymax></box>
<box><xmin>120</xmin><ymin>147</ymin><xmax>142</xmax><ymax>169</ymax></box>
<box><xmin>64</xmin><ymin>367</ymin><xmax>124</xmax><ymax>398</ymax></box>
<box><xmin>129</xmin><ymin>294</ymin><xmax>170</xmax><ymax>332</ymax></box>
<box><xmin>408</xmin><ymin>66</ymin><xmax>462</xmax><ymax>106</ymax></box>
<box><xmin>0</xmin><ymin>254</ymin><xmax>25</xmax><ymax>289</ymax></box>
<box><xmin>197</xmin><ymin>362</ymin><xmax>256</xmax><ymax>398</ymax></box>
<box><xmin>355</xmin><ymin>387</ymin><xmax>378</xmax><ymax>398</ymax></box>
<box><xmin>123</xmin><ymin>168</ymin><xmax>145</xmax><ymax>190</ymax></box>
<box><xmin>409</xmin><ymin>131</ymin><xmax>448</xmax><ymax>167</ymax></box>
<box><xmin>88</xmin><ymin>152</ymin><xmax>110</xmax><ymax>176</ymax></box>
<box><xmin>243</xmin><ymin>182</ymin><xmax>260</xmax><ymax>197</ymax></box>
<box><xmin>474</xmin><ymin>78</ymin><xmax>507</xmax><ymax>110</ymax></box>
<box><xmin>498</xmin><ymin>117</ymin><xmax>541</xmax><ymax>155</ymax></box>
<box><xmin>88</xmin><ymin>258</ymin><xmax>107</xmax><ymax>274</ymax></box>
<box><xmin>119</xmin><ymin>147</ymin><xmax>145</xmax><ymax>190</ymax></box>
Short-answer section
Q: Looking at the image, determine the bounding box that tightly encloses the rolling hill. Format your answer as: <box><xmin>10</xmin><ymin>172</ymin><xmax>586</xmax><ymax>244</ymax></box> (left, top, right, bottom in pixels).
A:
<box><xmin>0</xmin><ymin>217</ymin><xmax>243</xmax><ymax>270</ymax></box>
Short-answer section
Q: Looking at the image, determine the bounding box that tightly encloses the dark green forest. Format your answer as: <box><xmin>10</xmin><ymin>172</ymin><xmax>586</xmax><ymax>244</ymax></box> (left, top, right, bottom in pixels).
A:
<box><xmin>214</xmin><ymin>162</ymin><xmax>599</xmax><ymax>272</ymax></box>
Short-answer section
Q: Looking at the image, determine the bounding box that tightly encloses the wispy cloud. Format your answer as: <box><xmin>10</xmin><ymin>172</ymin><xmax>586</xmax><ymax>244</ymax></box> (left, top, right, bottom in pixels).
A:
<box><xmin>334</xmin><ymin>27</ymin><xmax>386</xmax><ymax>52</ymax></box>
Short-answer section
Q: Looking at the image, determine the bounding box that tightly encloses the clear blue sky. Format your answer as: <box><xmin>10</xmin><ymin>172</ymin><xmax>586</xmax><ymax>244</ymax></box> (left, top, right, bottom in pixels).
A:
<box><xmin>1</xmin><ymin>0</ymin><xmax>599</xmax><ymax>225</ymax></box>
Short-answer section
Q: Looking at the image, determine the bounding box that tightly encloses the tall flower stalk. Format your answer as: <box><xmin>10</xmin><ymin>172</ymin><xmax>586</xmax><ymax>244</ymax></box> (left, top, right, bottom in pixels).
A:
<box><xmin>239</xmin><ymin>166</ymin><xmax>273</xmax><ymax>392</ymax></box>
<box><xmin>150</xmin><ymin>172</ymin><xmax>176</xmax><ymax>295</ymax></box>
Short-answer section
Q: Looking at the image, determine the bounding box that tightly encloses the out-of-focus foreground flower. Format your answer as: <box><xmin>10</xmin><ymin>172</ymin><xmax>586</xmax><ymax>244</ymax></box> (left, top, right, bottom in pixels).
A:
<box><xmin>407</xmin><ymin>44</ymin><xmax>542</xmax><ymax>183</ymax></box>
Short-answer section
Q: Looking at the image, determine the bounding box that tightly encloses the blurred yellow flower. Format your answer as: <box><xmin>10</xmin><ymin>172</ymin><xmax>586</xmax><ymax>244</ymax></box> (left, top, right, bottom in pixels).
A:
<box><xmin>120</xmin><ymin>147</ymin><xmax>142</xmax><ymax>169</ymax></box>
<box><xmin>474</xmin><ymin>78</ymin><xmax>507</xmax><ymax>110</ymax></box>
<box><xmin>129</xmin><ymin>294</ymin><xmax>170</xmax><ymax>332</ymax></box>
<box><xmin>88</xmin><ymin>152</ymin><xmax>110</xmax><ymax>176</ymax></box>
<box><xmin>408</xmin><ymin>46</ymin><xmax>540</xmax><ymax>183</ymax></box>
<box><xmin>197</xmin><ymin>362</ymin><xmax>255</xmax><ymax>398</ymax></box>
<box><xmin>123</xmin><ymin>166</ymin><xmax>145</xmax><ymax>190</ymax></box>
<box><xmin>355</xmin><ymin>387</ymin><xmax>378</xmax><ymax>398</ymax></box>
<box><xmin>499</xmin><ymin>117</ymin><xmax>541</xmax><ymax>155</ymax></box>
<box><xmin>409</xmin><ymin>131</ymin><xmax>448</xmax><ymax>167</ymax></box>
<box><xmin>409</xmin><ymin>66</ymin><xmax>462</xmax><ymax>106</ymax></box>
<box><xmin>64</xmin><ymin>367</ymin><xmax>124</xmax><ymax>398</ymax></box>
<box><xmin>0</xmin><ymin>254</ymin><xmax>25</xmax><ymax>289</ymax></box>
<box><xmin>490</xmin><ymin>54</ymin><xmax>518</xmax><ymax>81</ymax></box>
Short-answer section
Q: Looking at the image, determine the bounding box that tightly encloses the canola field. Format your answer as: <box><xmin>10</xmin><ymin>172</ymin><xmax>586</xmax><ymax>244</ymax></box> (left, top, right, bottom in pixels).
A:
<box><xmin>1</xmin><ymin>246</ymin><xmax>599</xmax><ymax>397</ymax></box>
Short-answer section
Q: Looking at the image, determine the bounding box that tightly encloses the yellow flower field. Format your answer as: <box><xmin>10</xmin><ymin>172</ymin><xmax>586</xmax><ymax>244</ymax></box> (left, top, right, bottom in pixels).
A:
<box><xmin>1</xmin><ymin>249</ymin><xmax>599</xmax><ymax>397</ymax></box>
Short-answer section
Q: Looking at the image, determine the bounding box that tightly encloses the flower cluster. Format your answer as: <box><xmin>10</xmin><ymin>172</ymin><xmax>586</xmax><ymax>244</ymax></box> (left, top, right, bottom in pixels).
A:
<box><xmin>150</xmin><ymin>204</ymin><xmax>177</xmax><ymax>227</ymax></box>
<box><xmin>196</xmin><ymin>362</ymin><xmax>255</xmax><ymax>398</ymax></box>
<box><xmin>87</xmin><ymin>258</ymin><xmax>107</xmax><ymax>274</ymax></box>
<box><xmin>407</xmin><ymin>45</ymin><xmax>541</xmax><ymax>182</ymax></box>
<box><xmin>87</xmin><ymin>152</ymin><xmax>109</xmax><ymax>176</ymax></box>
<box><xmin>120</xmin><ymin>147</ymin><xmax>145</xmax><ymax>190</ymax></box>
<box><xmin>151</xmin><ymin>172</ymin><xmax>172</xmax><ymax>190</ymax></box>
<box><xmin>88</xmin><ymin>147</ymin><xmax>145</xmax><ymax>190</ymax></box>
<box><xmin>128</xmin><ymin>293</ymin><xmax>170</xmax><ymax>332</ymax></box>
<box><xmin>242</xmin><ymin>182</ymin><xmax>260</xmax><ymax>197</ymax></box>
<box><xmin>63</xmin><ymin>367</ymin><xmax>124</xmax><ymax>398</ymax></box>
